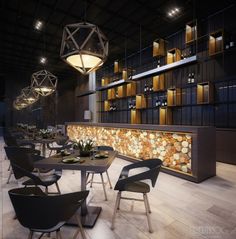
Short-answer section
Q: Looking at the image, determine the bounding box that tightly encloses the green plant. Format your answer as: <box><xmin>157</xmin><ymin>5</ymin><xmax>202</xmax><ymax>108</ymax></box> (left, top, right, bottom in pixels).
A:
<box><xmin>73</xmin><ymin>139</ymin><xmax>93</xmax><ymax>152</ymax></box>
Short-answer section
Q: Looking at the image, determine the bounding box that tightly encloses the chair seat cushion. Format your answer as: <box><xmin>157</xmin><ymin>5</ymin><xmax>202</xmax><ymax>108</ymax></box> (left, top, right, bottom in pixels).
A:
<box><xmin>124</xmin><ymin>181</ymin><xmax>150</xmax><ymax>193</ymax></box>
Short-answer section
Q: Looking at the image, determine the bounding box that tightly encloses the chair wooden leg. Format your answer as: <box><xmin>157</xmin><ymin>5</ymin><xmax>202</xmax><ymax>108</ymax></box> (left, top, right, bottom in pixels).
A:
<box><xmin>7</xmin><ymin>163</ymin><xmax>11</xmax><ymax>171</ymax></box>
<box><xmin>45</xmin><ymin>186</ymin><xmax>48</xmax><ymax>194</ymax></box>
<box><xmin>105</xmin><ymin>170</ymin><xmax>112</xmax><ymax>189</ymax></box>
<box><xmin>90</xmin><ymin>173</ymin><xmax>94</xmax><ymax>188</ymax></box>
<box><xmin>111</xmin><ymin>191</ymin><xmax>121</xmax><ymax>230</ymax></box>
<box><xmin>56</xmin><ymin>230</ymin><xmax>63</xmax><ymax>239</ymax></box>
<box><xmin>28</xmin><ymin>231</ymin><xmax>33</xmax><ymax>239</ymax></box>
<box><xmin>55</xmin><ymin>182</ymin><xmax>61</xmax><ymax>194</ymax></box>
<box><xmin>143</xmin><ymin>193</ymin><xmax>153</xmax><ymax>233</ymax></box>
<box><xmin>7</xmin><ymin>168</ymin><xmax>13</xmax><ymax>184</ymax></box>
<box><xmin>146</xmin><ymin>194</ymin><xmax>151</xmax><ymax>213</ymax></box>
<box><xmin>100</xmin><ymin>173</ymin><xmax>107</xmax><ymax>201</ymax></box>
<box><xmin>75</xmin><ymin>215</ymin><xmax>86</xmax><ymax>239</ymax></box>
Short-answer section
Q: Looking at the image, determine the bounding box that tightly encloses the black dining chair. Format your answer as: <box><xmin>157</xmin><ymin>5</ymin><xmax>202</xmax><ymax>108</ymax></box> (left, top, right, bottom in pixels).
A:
<box><xmin>47</xmin><ymin>135</ymin><xmax>73</xmax><ymax>156</ymax></box>
<box><xmin>86</xmin><ymin>145</ymin><xmax>114</xmax><ymax>201</ymax></box>
<box><xmin>4</xmin><ymin>146</ymin><xmax>61</xmax><ymax>194</ymax></box>
<box><xmin>111</xmin><ymin>158</ymin><xmax>162</xmax><ymax>233</ymax></box>
<box><xmin>8</xmin><ymin>187</ymin><xmax>89</xmax><ymax>239</ymax></box>
<box><xmin>3</xmin><ymin>128</ymin><xmax>35</xmax><ymax>183</ymax></box>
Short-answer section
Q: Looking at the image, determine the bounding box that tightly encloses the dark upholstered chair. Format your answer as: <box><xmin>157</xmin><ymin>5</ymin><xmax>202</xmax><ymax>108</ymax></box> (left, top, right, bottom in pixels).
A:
<box><xmin>46</xmin><ymin>136</ymin><xmax>73</xmax><ymax>156</ymax></box>
<box><xmin>86</xmin><ymin>146</ymin><xmax>114</xmax><ymax>201</ymax></box>
<box><xmin>4</xmin><ymin>146</ymin><xmax>61</xmax><ymax>194</ymax></box>
<box><xmin>8</xmin><ymin>187</ymin><xmax>89</xmax><ymax>239</ymax></box>
<box><xmin>111</xmin><ymin>158</ymin><xmax>162</xmax><ymax>233</ymax></box>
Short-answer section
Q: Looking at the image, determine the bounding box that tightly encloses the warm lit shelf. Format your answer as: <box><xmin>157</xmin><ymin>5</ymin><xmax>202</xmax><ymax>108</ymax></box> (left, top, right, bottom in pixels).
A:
<box><xmin>101</xmin><ymin>77</ymin><xmax>110</xmax><ymax>86</ymax></box>
<box><xmin>167</xmin><ymin>48</ymin><xmax>181</xmax><ymax>64</ymax></box>
<box><xmin>104</xmin><ymin>100</ymin><xmax>110</xmax><ymax>112</ymax></box>
<box><xmin>185</xmin><ymin>20</ymin><xmax>197</xmax><ymax>44</ymax></box>
<box><xmin>153</xmin><ymin>74</ymin><xmax>165</xmax><ymax>91</ymax></box>
<box><xmin>107</xmin><ymin>88</ymin><xmax>116</xmax><ymax>100</ymax></box>
<box><xmin>136</xmin><ymin>94</ymin><xmax>147</xmax><ymax>109</ymax></box>
<box><xmin>114</xmin><ymin>60</ymin><xmax>122</xmax><ymax>73</ymax></box>
<box><xmin>153</xmin><ymin>38</ymin><xmax>166</xmax><ymax>57</ymax></box>
<box><xmin>126</xmin><ymin>82</ymin><xmax>136</xmax><ymax>97</ymax></box>
<box><xmin>167</xmin><ymin>88</ymin><xmax>182</xmax><ymax>106</ymax></box>
<box><xmin>96</xmin><ymin>79</ymin><xmax>132</xmax><ymax>91</ymax></box>
<box><xmin>209</xmin><ymin>30</ymin><xmax>224</xmax><ymax>56</ymax></box>
<box><xmin>197</xmin><ymin>82</ymin><xmax>214</xmax><ymax>104</ymax></box>
<box><xmin>131</xmin><ymin>109</ymin><xmax>141</xmax><ymax>124</ymax></box>
<box><xmin>132</xmin><ymin>55</ymin><xmax>197</xmax><ymax>80</ymax></box>
<box><xmin>159</xmin><ymin>107</ymin><xmax>172</xmax><ymax>125</ymax></box>
<box><xmin>116</xmin><ymin>85</ymin><xmax>126</xmax><ymax>98</ymax></box>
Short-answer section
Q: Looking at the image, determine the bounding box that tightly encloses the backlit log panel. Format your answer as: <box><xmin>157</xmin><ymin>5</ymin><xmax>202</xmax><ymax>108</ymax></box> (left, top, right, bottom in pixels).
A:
<box><xmin>67</xmin><ymin>125</ymin><xmax>192</xmax><ymax>175</ymax></box>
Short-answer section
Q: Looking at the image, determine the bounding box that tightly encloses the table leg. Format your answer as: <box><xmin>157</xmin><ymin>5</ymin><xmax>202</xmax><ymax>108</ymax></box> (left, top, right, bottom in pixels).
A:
<box><xmin>66</xmin><ymin>170</ymin><xmax>102</xmax><ymax>228</ymax></box>
<box><xmin>42</xmin><ymin>143</ymin><xmax>46</xmax><ymax>157</ymax></box>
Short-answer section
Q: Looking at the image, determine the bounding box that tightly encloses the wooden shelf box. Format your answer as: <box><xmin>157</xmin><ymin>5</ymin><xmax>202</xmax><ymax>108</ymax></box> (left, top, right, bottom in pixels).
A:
<box><xmin>136</xmin><ymin>94</ymin><xmax>147</xmax><ymax>109</ymax></box>
<box><xmin>167</xmin><ymin>88</ymin><xmax>182</xmax><ymax>106</ymax></box>
<box><xmin>101</xmin><ymin>77</ymin><xmax>109</xmax><ymax>86</ymax></box>
<box><xmin>185</xmin><ymin>20</ymin><xmax>197</xmax><ymax>43</ymax></box>
<box><xmin>197</xmin><ymin>82</ymin><xmax>214</xmax><ymax>104</ymax></box>
<box><xmin>153</xmin><ymin>38</ymin><xmax>166</xmax><ymax>57</ymax></box>
<box><xmin>153</xmin><ymin>74</ymin><xmax>165</xmax><ymax>91</ymax></box>
<box><xmin>107</xmin><ymin>88</ymin><xmax>116</xmax><ymax>100</ymax></box>
<box><xmin>167</xmin><ymin>48</ymin><xmax>181</xmax><ymax>64</ymax></box>
<box><xmin>116</xmin><ymin>85</ymin><xmax>126</xmax><ymax>98</ymax></box>
<box><xmin>131</xmin><ymin>109</ymin><xmax>141</xmax><ymax>124</ymax></box>
<box><xmin>159</xmin><ymin>107</ymin><xmax>172</xmax><ymax>125</ymax></box>
<box><xmin>114</xmin><ymin>60</ymin><xmax>122</xmax><ymax>73</ymax></box>
<box><xmin>104</xmin><ymin>100</ymin><xmax>110</xmax><ymax>112</ymax></box>
<box><xmin>209</xmin><ymin>30</ymin><xmax>224</xmax><ymax>56</ymax></box>
<box><xmin>126</xmin><ymin>82</ymin><xmax>136</xmax><ymax>96</ymax></box>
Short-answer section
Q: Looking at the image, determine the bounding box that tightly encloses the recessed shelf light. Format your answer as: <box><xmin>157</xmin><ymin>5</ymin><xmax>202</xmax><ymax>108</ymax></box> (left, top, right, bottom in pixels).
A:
<box><xmin>34</xmin><ymin>20</ymin><xmax>43</xmax><ymax>30</ymax></box>
<box><xmin>39</xmin><ymin>57</ymin><xmax>47</xmax><ymax>64</ymax></box>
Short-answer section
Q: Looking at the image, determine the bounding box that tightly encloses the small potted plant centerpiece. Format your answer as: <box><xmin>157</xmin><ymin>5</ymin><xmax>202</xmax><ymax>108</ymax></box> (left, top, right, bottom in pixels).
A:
<box><xmin>73</xmin><ymin>139</ymin><xmax>94</xmax><ymax>157</ymax></box>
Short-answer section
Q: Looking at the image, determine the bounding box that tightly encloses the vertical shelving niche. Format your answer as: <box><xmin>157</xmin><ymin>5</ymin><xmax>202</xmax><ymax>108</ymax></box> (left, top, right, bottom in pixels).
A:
<box><xmin>209</xmin><ymin>30</ymin><xmax>224</xmax><ymax>56</ymax></box>
<box><xmin>153</xmin><ymin>38</ymin><xmax>166</xmax><ymax>57</ymax></box>
<box><xmin>159</xmin><ymin>108</ymin><xmax>172</xmax><ymax>125</ymax></box>
<box><xmin>167</xmin><ymin>48</ymin><xmax>181</xmax><ymax>64</ymax></box>
<box><xmin>153</xmin><ymin>74</ymin><xmax>165</xmax><ymax>91</ymax></box>
<box><xmin>167</xmin><ymin>88</ymin><xmax>182</xmax><ymax>106</ymax></box>
<box><xmin>197</xmin><ymin>82</ymin><xmax>214</xmax><ymax>104</ymax></box>
<box><xmin>185</xmin><ymin>20</ymin><xmax>197</xmax><ymax>44</ymax></box>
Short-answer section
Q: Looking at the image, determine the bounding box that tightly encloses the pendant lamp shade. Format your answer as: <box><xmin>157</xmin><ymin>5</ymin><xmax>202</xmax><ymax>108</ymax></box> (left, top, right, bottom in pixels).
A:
<box><xmin>31</xmin><ymin>70</ymin><xmax>57</xmax><ymax>96</ymax></box>
<box><xmin>13</xmin><ymin>96</ymin><xmax>28</xmax><ymax>110</ymax></box>
<box><xmin>60</xmin><ymin>22</ymin><xmax>108</xmax><ymax>75</ymax></box>
<box><xmin>21</xmin><ymin>86</ymin><xmax>39</xmax><ymax>105</ymax></box>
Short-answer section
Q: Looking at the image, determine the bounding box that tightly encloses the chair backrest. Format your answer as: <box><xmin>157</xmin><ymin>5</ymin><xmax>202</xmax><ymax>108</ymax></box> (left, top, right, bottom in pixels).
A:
<box><xmin>96</xmin><ymin>145</ymin><xmax>114</xmax><ymax>151</ymax></box>
<box><xmin>8</xmin><ymin>187</ymin><xmax>89</xmax><ymax>230</ymax></box>
<box><xmin>4</xmin><ymin>146</ymin><xmax>36</xmax><ymax>179</ymax></box>
<box><xmin>115</xmin><ymin>158</ymin><xmax>162</xmax><ymax>191</ymax></box>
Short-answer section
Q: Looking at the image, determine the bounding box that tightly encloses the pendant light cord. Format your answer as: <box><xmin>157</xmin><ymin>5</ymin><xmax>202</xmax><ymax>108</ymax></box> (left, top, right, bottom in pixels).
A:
<box><xmin>139</xmin><ymin>24</ymin><xmax>142</xmax><ymax>66</ymax></box>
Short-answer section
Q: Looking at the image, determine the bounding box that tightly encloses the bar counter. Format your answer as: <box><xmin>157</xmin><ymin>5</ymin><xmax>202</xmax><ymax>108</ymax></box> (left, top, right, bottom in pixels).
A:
<box><xmin>66</xmin><ymin>122</ymin><xmax>216</xmax><ymax>182</ymax></box>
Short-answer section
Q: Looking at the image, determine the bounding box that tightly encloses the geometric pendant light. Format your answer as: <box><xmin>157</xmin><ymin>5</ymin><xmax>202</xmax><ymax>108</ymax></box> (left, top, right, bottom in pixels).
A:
<box><xmin>31</xmin><ymin>70</ymin><xmax>58</xmax><ymax>96</ymax></box>
<box><xmin>60</xmin><ymin>22</ymin><xmax>108</xmax><ymax>75</ymax></box>
<box><xmin>21</xmin><ymin>86</ymin><xmax>39</xmax><ymax>105</ymax></box>
<box><xmin>13</xmin><ymin>95</ymin><xmax>28</xmax><ymax>110</ymax></box>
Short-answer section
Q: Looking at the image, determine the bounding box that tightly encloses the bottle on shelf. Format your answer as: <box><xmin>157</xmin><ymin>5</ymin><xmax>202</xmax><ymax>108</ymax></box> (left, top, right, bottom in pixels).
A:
<box><xmin>149</xmin><ymin>84</ymin><xmax>153</xmax><ymax>92</ymax></box>
<box><xmin>144</xmin><ymin>83</ymin><xmax>147</xmax><ymax>93</ymax></box>
<box><xmin>191</xmin><ymin>73</ymin><xmax>195</xmax><ymax>83</ymax></box>
<box><xmin>157</xmin><ymin>60</ymin><xmax>161</xmax><ymax>68</ymax></box>
<box><xmin>132</xmin><ymin>100</ymin><xmax>136</xmax><ymax>109</ymax></box>
<box><xmin>188</xmin><ymin>73</ymin><xmax>191</xmax><ymax>84</ymax></box>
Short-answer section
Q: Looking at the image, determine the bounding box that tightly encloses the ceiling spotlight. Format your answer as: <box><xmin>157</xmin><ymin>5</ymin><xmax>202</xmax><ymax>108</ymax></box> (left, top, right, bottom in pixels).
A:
<box><xmin>39</xmin><ymin>57</ymin><xmax>47</xmax><ymax>64</ymax></box>
<box><xmin>167</xmin><ymin>7</ymin><xmax>180</xmax><ymax>18</ymax></box>
<box><xmin>34</xmin><ymin>20</ymin><xmax>43</xmax><ymax>30</ymax></box>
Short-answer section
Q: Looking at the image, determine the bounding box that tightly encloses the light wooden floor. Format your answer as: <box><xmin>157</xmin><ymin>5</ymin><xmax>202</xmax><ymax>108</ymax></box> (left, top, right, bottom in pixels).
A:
<box><xmin>1</xmin><ymin>137</ymin><xmax>236</xmax><ymax>239</ymax></box>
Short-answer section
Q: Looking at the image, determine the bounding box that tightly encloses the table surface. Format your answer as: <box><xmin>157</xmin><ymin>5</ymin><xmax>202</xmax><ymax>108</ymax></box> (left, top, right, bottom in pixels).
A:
<box><xmin>34</xmin><ymin>151</ymin><xmax>118</xmax><ymax>172</ymax></box>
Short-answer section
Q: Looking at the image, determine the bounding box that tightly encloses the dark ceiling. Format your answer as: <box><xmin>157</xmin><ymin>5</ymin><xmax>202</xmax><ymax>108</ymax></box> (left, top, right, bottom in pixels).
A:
<box><xmin>0</xmin><ymin>0</ymin><xmax>235</xmax><ymax>77</ymax></box>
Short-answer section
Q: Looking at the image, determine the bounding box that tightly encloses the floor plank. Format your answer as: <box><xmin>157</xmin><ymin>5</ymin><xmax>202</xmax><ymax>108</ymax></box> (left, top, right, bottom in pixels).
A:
<box><xmin>1</xmin><ymin>137</ymin><xmax>236</xmax><ymax>239</ymax></box>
